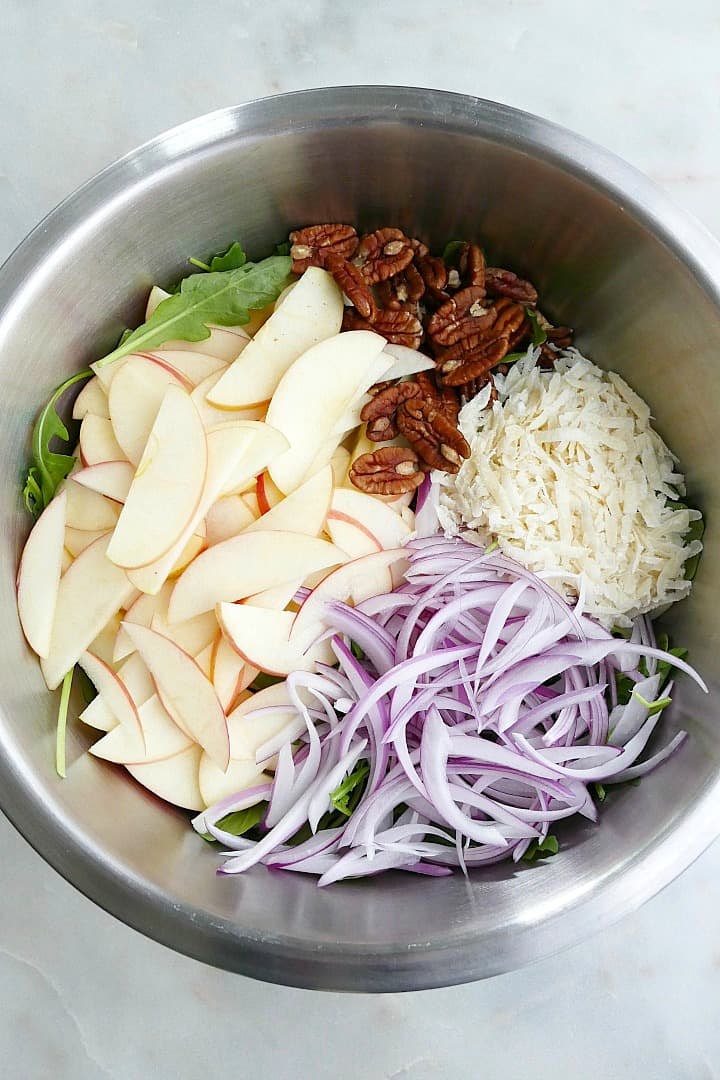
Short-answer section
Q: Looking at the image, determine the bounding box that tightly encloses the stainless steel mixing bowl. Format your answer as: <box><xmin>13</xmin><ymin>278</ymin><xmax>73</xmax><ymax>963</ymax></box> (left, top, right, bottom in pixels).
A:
<box><xmin>1</xmin><ymin>87</ymin><xmax>719</xmax><ymax>992</ymax></box>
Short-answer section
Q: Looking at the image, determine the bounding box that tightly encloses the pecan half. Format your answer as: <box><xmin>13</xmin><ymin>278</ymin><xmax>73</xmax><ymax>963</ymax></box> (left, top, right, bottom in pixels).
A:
<box><xmin>415</xmin><ymin>254</ymin><xmax>449</xmax><ymax>303</ymax></box>
<box><xmin>484</xmin><ymin>267</ymin><xmax>538</xmax><ymax>306</ymax></box>
<box><xmin>458</xmin><ymin>243</ymin><xmax>486</xmax><ymax>288</ymax></box>
<box><xmin>342</xmin><ymin>308</ymin><xmax>424</xmax><ymax>350</ymax></box>
<box><xmin>376</xmin><ymin>262</ymin><xmax>425</xmax><ymax>309</ymax></box>
<box><xmin>289</xmin><ymin>224</ymin><xmax>358</xmax><ymax>273</ymax></box>
<box><xmin>324</xmin><ymin>253</ymin><xmax>376</xmax><ymax>319</ymax></box>
<box><xmin>415</xmin><ymin>370</ymin><xmax>460</xmax><ymax>424</ymax></box>
<box><xmin>360</xmin><ymin>381</ymin><xmax>422</xmax><ymax>441</ymax></box>
<box><xmin>546</xmin><ymin>324</ymin><xmax>574</xmax><ymax>349</ymax></box>
<box><xmin>396</xmin><ymin>397</ymin><xmax>470</xmax><ymax>473</ymax></box>
<box><xmin>349</xmin><ymin>447</ymin><xmax>425</xmax><ymax>495</ymax></box>
<box><xmin>458</xmin><ymin>372</ymin><xmax>498</xmax><ymax>405</ymax></box>
<box><xmin>352</xmin><ymin>228</ymin><xmax>415</xmax><ymax>284</ymax></box>
<box><xmin>409</xmin><ymin>237</ymin><xmax>429</xmax><ymax>259</ymax></box>
<box><xmin>492</xmin><ymin>297</ymin><xmax>529</xmax><ymax>345</ymax></box>
<box><xmin>426</xmin><ymin>286</ymin><xmax>496</xmax><ymax>347</ymax></box>
<box><xmin>436</xmin><ymin>333</ymin><xmax>511</xmax><ymax>387</ymax></box>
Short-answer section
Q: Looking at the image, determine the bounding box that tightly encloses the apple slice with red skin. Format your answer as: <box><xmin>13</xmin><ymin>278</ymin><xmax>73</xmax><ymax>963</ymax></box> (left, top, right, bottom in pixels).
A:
<box><xmin>108</xmin><ymin>385</ymin><xmax>208</xmax><ymax>570</ymax></box>
<box><xmin>41</xmin><ymin>534</ymin><xmax>137</xmax><ymax>690</ymax></box>
<box><xmin>168</xmin><ymin>530</ymin><xmax>346</xmax><ymax>623</ymax></box>
<box><xmin>72</xmin><ymin>461</ymin><xmax>134</xmax><ymax>503</ymax></box>
<box><xmin>73</xmin><ymin>377</ymin><xmax>109</xmax><ymax>420</ymax></box>
<box><xmin>122</xmin><ymin>623</ymin><xmax>229</xmax><ymax>770</ymax></box>
<box><xmin>126</xmin><ymin>745</ymin><xmax>205</xmax><ymax>811</ymax></box>
<box><xmin>89</xmin><ymin>694</ymin><xmax>192</xmax><ymax>765</ymax></box>
<box><xmin>291</xmin><ymin>548</ymin><xmax>408</xmax><ymax>653</ymax></box>
<box><xmin>17</xmin><ymin>490</ymin><xmax>67</xmax><ymax>659</ymax></box>
<box><xmin>107</xmin><ymin>355</ymin><xmax>192</xmax><ymax>465</ymax></box>
<box><xmin>78</xmin><ymin>650</ymin><xmax>144</xmax><ymax>744</ymax></box>
<box><xmin>218</xmin><ymin>603</ymin><xmax>334</xmax><ymax>677</ymax></box>
<box><xmin>79</xmin><ymin>415</ymin><xmax>127</xmax><ymax>466</ymax></box>
<box><xmin>246</xmin><ymin>466</ymin><xmax>333</xmax><ymax>538</ymax></box>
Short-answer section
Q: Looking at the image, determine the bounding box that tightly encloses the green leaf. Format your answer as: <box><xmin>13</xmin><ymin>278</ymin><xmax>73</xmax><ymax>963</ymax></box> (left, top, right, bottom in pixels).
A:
<box><xmin>216</xmin><ymin>802</ymin><xmax>266</xmax><ymax>837</ymax></box>
<box><xmin>188</xmin><ymin>240</ymin><xmax>248</xmax><ymax>274</ymax></box>
<box><xmin>330</xmin><ymin>761</ymin><xmax>370</xmax><ymax>817</ymax></box>
<box><xmin>56</xmin><ymin>668</ymin><xmax>74</xmax><ymax>778</ymax></box>
<box><xmin>525</xmin><ymin>307</ymin><xmax>548</xmax><ymax>347</ymax></box>
<box><xmin>249</xmin><ymin>672</ymin><xmax>285</xmax><ymax>692</ymax></box>
<box><xmin>350</xmin><ymin>640</ymin><xmax>366</xmax><ymax>661</ymax></box>
<box><xmin>275</xmin><ymin>241</ymin><xmax>291</xmax><ymax>257</ymax></box>
<box><xmin>593</xmin><ymin>782</ymin><xmax>607</xmax><ymax>803</ymax></box>
<box><xmin>95</xmin><ymin>255</ymin><xmax>292</xmax><ymax>369</ymax></box>
<box><xmin>441</xmin><ymin>240</ymin><xmax>468</xmax><ymax>267</ymax></box>
<box><xmin>522</xmin><ymin>833</ymin><xmax>559</xmax><ymax>862</ymax></box>
<box><xmin>23</xmin><ymin>369</ymin><xmax>93</xmax><ymax>518</ymax></box>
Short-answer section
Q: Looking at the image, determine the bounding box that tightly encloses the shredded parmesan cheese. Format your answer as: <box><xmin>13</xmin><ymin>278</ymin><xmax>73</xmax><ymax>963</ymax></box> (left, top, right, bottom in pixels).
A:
<box><xmin>437</xmin><ymin>349</ymin><xmax>703</xmax><ymax>627</ymax></box>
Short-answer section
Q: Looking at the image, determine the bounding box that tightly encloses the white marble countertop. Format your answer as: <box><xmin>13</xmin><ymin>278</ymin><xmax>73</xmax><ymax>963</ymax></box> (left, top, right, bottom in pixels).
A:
<box><xmin>2</xmin><ymin>2</ymin><xmax>719</xmax><ymax>1076</ymax></box>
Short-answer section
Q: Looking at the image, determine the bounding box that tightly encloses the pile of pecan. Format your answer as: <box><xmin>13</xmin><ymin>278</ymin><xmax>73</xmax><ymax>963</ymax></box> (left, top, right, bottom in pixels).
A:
<box><xmin>289</xmin><ymin>224</ymin><xmax>573</xmax><ymax>495</ymax></box>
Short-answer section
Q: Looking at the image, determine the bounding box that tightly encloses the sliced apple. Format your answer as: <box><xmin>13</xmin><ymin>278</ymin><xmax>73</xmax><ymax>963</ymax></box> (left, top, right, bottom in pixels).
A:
<box><xmin>195</xmin><ymin>639</ymin><xmax>216</xmax><ymax>679</ymax></box>
<box><xmin>17</xmin><ymin>490</ymin><xmax>67</xmax><ymax>658</ymax></box>
<box><xmin>205</xmin><ymin>495</ymin><xmax>256</xmax><ymax>546</ymax></box>
<box><xmin>126</xmin><ymin>744</ymin><xmax>204</xmax><ymax>811</ymax></box>
<box><xmin>126</xmin><ymin>423</ymin><xmax>257</xmax><ymax>595</ymax></box>
<box><xmin>219</xmin><ymin>603</ymin><xmax>334</xmax><ymax>676</ymax></box>
<box><xmin>326</xmin><ymin>515</ymin><xmax>381</xmax><ymax>558</ymax></box>
<box><xmin>190</xmin><ymin>370</ymin><xmax>268</xmax><ymax>429</ymax></box>
<box><xmin>159</xmin><ymin>325</ymin><xmax>251</xmax><ymax>363</ymax></box>
<box><xmin>215</xmin><ymin>421</ymin><xmax>290</xmax><ymax>496</ymax></box>
<box><xmin>79</xmin><ymin>693</ymin><xmax>118</xmax><ymax>732</ymax></box>
<box><xmin>150</xmin><ymin>609</ymin><xmax>218</xmax><ymax>657</ymax></box>
<box><xmin>241</xmin><ymin>490</ymin><xmax>261</xmax><ymax>517</ymax></box>
<box><xmin>167</xmin><ymin>531</ymin><xmax>206</xmax><ymax>578</ymax></box>
<box><xmin>107</xmin><ymin>385</ymin><xmax>207</xmax><ymax>569</ymax></box>
<box><xmin>145</xmin><ymin>350</ymin><xmax>227</xmax><ymax>387</ymax></box>
<box><xmin>73</xmin><ymin>377</ymin><xmax>110</xmax><ymax>421</ymax></box>
<box><xmin>116</xmin><ymin>651</ymin><xmax>156</xmax><ymax>708</ymax></box>
<box><xmin>226</xmin><ymin>682</ymin><xmax>308</xmax><ymax>761</ymax></box>
<box><xmin>329</xmin><ymin>446</ymin><xmax>351</xmax><ymax>486</ymax></box>
<box><xmin>72</xmin><ymin>461</ymin><xmax>134</xmax><ymax>503</ymax></box>
<box><xmin>40</xmin><ymin>534</ymin><xmax>137</xmax><ymax>690</ymax></box>
<box><xmin>211</xmin><ymin>634</ymin><xmax>254</xmax><ymax>709</ymax></box>
<box><xmin>168</xmin><ymin>531</ymin><xmax>346</xmax><ymax>623</ymax></box>
<box><xmin>113</xmin><ymin>584</ymin><xmax>173</xmax><ymax>661</ymax></box>
<box><xmin>266</xmin><ymin>330</ymin><xmax>388</xmax><ymax>494</ymax></box>
<box><xmin>87</xmin><ymin>612</ymin><xmax>124</xmax><ymax>668</ymax></box>
<box><xmin>90</xmin><ymin>694</ymin><xmax>192</xmax><ymax>765</ymax></box>
<box><xmin>329</xmin><ymin>488</ymin><xmax>413</xmax><ymax>548</ymax></box>
<box><xmin>256</xmin><ymin>471</ymin><xmax>284</xmax><ymax>514</ymax></box>
<box><xmin>108</xmin><ymin>354</ymin><xmax>191</xmax><ymax>465</ymax></box>
<box><xmin>208</xmin><ymin>267</ymin><xmax>343</xmax><ymax>408</ymax></box>
<box><xmin>78</xmin><ymin>651</ymin><xmax>143</xmax><ymax>742</ymax></box>
<box><xmin>291</xmin><ymin>548</ymin><xmax>408</xmax><ymax>652</ymax></box>
<box><xmin>63</xmin><ymin>479</ymin><xmax>120</xmax><ymax>531</ymax></box>
<box><xmin>122</xmin><ymin>623</ymin><xmax>229</xmax><ymax>769</ymax></box>
<box><xmin>198</xmin><ymin>754</ymin><xmax>268</xmax><ymax>808</ymax></box>
<box><xmin>63</xmin><ymin>527</ymin><xmax>109</xmax><ymax>559</ymax></box>
<box><xmin>79</xmin><ymin>415</ymin><xmax>126</xmax><ymax>467</ymax></box>
<box><xmin>145</xmin><ymin>285</ymin><xmax>171</xmax><ymax>319</ymax></box>
<box><xmin>246</xmin><ymin>466</ymin><xmax>332</xmax><ymax>538</ymax></box>
<box><xmin>242</xmin><ymin>580</ymin><xmax>302</xmax><ymax>610</ymax></box>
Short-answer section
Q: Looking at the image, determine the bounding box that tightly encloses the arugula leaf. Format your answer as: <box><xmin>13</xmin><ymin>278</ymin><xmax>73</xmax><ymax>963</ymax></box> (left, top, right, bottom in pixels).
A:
<box><xmin>593</xmin><ymin>782</ymin><xmax>607</xmax><ymax>803</ymax></box>
<box><xmin>275</xmin><ymin>241</ymin><xmax>291</xmax><ymax>256</ymax></box>
<box><xmin>441</xmin><ymin>240</ymin><xmax>468</xmax><ymax>266</ymax></box>
<box><xmin>521</xmin><ymin>833</ymin><xmax>559</xmax><ymax>862</ymax></box>
<box><xmin>249</xmin><ymin>672</ymin><xmax>285</xmax><ymax>692</ymax></box>
<box><xmin>95</xmin><ymin>254</ymin><xmax>292</xmax><ymax>369</ymax></box>
<box><xmin>217</xmin><ymin>802</ymin><xmax>266</xmax><ymax>837</ymax></box>
<box><xmin>330</xmin><ymin>761</ymin><xmax>370</xmax><ymax>817</ymax></box>
<box><xmin>189</xmin><ymin>241</ymin><xmax>248</xmax><ymax>274</ymax></box>
<box><xmin>525</xmin><ymin>307</ymin><xmax>548</xmax><ymax>347</ymax></box>
<box><xmin>23</xmin><ymin>369</ymin><xmax>93</xmax><ymax>518</ymax></box>
<box><xmin>350</xmin><ymin>640</ymin><xmax>366</xmax><ymax>661</ymax></box>
<box><xmin>56</xmin><ymin>668</ymin><xmax>74</xmax><ymax>778</ymax></box>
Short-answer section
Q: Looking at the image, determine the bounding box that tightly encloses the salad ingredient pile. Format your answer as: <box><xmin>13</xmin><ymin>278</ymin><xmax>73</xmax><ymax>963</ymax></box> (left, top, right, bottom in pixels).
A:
<box><xmin>15</xmin><ymin>225</ymin><xmax>706</xmax><ymax>884</ymax></box>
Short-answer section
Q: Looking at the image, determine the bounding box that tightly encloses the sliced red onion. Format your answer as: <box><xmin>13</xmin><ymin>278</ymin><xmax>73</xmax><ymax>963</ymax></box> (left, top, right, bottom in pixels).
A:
<box><xmin>200</xmin><ymin>535</ymin><xmax>703</xmax><ymax>883</ymax></box>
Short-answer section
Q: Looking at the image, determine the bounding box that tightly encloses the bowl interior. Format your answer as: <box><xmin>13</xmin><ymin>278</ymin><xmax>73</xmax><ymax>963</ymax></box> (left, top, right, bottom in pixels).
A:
<box><xmin>1</xmin><ymin>88</ymin><xmax>719</xmax><ymax>991</ymax></box>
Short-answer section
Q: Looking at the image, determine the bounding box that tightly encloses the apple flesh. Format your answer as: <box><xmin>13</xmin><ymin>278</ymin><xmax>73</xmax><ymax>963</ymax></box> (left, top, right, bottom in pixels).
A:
<box><xmin>266</xmin><ymin>330</ymin><xmax>388</xmax><ymax>494</ymax></box>
<box><xmin>41</xmin><ymin>534</ymin><xmax>137</xmax><ymax>690</ymax></box>
<box><xmin>226</xmin><ymin>682</ymin><xmax>308</xmax><ymax>762</ymax></box>
<box><xmin>328</xmin><ymin>487</ymin><xmax>413</xmax><ymax>548</ymax></box>
<box><xmin>17</xmin><ymin>490</ymin><xmax>67</xmax><ymax>658</ymax></box>
<box><xmin>211</xmin><ymin>634</ymin><xmax>255</xmax><ymax>711</ymax></box>
<box><xmin>72</xmin><ymin>461</ymin><xmax>134</xmax><ymax>503</ymax></box>
<box><xmin>122</xmin><ymin>623</ymin><xmax>229</xmax><ymax>769</ymax></box>
<box><xmin>108</xmin><ymin>386</ymin><xmax>207</xmax><ymax>570</ymax></box>
<box><xmin>63</xmin><ymin>479</ymin><xmax>120</xmax><ymax>531</ymax></box>
<box><xmin>126</xmin><ymin>745</ymin><xmax>204</xmax><ymax>811</ymax></box>
<box><xmin>79</xmin><ymin>415</ymin><xmax>126</xmax><ymax>466</ymax></box>
<box><xmin>214</xmin><ymin>421</ymin><xmax>290</xmax><ymax>497</ymax></box>
<box><xmin>159</xmin><ymin>326</ymin><xmax>251</xmax><ymax>363</ymax></box>
<box><xmin>107</xmin><ymin>354</ymin><xmax>191</xmax><ymax>465</ymax></box>
<box><xmin>197</xmin><ymin>754</ymin><xmax>268</xmax><ymax>808</ymax></box>
<box><xmin>150</xmin><ymin>609</ymin><xmax>218</xmax><ymax>658</ymax></box>
<box><xmin>168</xmin><ymin>530</ymin><xmax>346</xmax><ymax>623</ymax></box>
<box><xmin>79</xmin><ymin>693</ymin><xmax>118</xmax><ymax>732</ymax></box>
<box><xmin>208</xmin><ymin>267</ymin><xmax>344</xmax><ymax>408</ymax></box>
<box><xmin>90</xmin><ymin>694</ymin><xmax>193</xmax><ymax>765</ymax></box>
<box><xmin>205</xmin><ymin>495</ymin><xmax>256</xmax><ymax>546</ymax></box>
<box><xmin>73</xmin><ymin>377</ymin><xmax>109</xmax><ymax>420</ymax></box>
<box><xmin>191</xmin><ymin>371</ymin><xmax>268</xmax><ymax>430</ymax></box>
<box><xmin>78</xmin><ymin>650</ymin><xmax>143</xmax><ymax>741</ymax></box>
<box><xmin>246</xmin><ymin>465</ymin><xmax>333</xmax><ymax>539</ymax></box>
<box><xmin>291</xmin><ymin>548</ymin><xmax>408</xmax><ymax>653</ymax></box>
<box><xmin>218</xmin><ymin>603</ymin><xmax>334</xmax><ymax>676</ymax></box>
